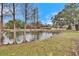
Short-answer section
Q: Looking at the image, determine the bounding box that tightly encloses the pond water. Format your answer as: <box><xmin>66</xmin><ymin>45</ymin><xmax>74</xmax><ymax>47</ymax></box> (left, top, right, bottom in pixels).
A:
<box><xmin>2</xmin><ymin>32</ymin><xmax>56</xmax><ymax>44</ymax></box>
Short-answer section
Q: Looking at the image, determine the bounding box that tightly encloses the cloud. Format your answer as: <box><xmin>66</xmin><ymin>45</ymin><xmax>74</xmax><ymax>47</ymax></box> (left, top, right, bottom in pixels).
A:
<box><xmin>0</xmin><ymin>7</ymin><xmax>13</xmax><ymax>16</ymax></box>
<box><xmin>52</xmin><ymin>12</ymin><xmax>58</xmax><ymax>16</ymax></box>
<box><xmin>45</xmin><ymin>12</ymin><xmax>59</xmax><ymax>25</ymax></box>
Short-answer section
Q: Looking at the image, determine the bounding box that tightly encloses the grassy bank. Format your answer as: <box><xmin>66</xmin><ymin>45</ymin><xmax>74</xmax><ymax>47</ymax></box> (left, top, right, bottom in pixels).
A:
<box><xmin>0</xmin><ymin>31</ymin><xmax>79</xmax><ymax>56</ymax></box>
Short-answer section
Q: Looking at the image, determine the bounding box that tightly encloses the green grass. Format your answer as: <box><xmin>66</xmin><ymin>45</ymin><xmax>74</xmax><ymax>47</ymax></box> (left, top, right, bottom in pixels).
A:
<box><xmin>0</xmin><ymin>31</ymin><xmax>79</xmax><ymax>56</ymax></box>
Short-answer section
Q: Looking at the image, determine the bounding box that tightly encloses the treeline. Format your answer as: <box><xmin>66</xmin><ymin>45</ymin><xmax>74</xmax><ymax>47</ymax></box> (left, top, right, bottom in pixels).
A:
<box><xmin>0</xmin><ymin>3</ymin><xmax>42</xmax><ymax>45</ymax></box>
<box><xmin>0</xmin><ymin>3</ymin><xmax>43</xmax><ymax>29</ymax></box>
<box><xmin>53</xmin><ymin>3</ymin><xmax>79</xmax><ymax>30</ymax></box>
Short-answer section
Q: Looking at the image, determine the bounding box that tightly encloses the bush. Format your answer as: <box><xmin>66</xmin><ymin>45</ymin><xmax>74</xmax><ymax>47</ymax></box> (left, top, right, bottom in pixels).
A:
<box><xmin>75</xmin><ymin>24</ymin><xmax>79</xmax><ymax>31</ymax></box>
<box><xmin>67</xmin><ymin>25</ymin><xmax>72</xmax><ymax>30</ymax></box>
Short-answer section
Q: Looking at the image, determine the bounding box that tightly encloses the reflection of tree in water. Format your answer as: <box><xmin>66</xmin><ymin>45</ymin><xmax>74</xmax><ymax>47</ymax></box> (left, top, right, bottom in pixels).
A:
<box><xmin>32</xmin><ymin>31</ymin><xmax>42</xmax><ymax>40</ymax></box>
<box><xmin>6</xmin><ymin>32</ymin><xmax>14</xmax><ymax>39</ymax></box>
<box><xmin>6</xmin><ymin>31</ymin><xmax>24</xmax><ymax>39</ymax></box>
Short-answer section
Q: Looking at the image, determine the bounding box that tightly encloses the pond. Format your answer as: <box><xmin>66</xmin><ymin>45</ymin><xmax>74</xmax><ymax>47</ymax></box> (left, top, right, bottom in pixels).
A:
<box><xmin>2</xmin><ymin>31</ymin><xmax>58</xmax><ymax>44</ymax></box>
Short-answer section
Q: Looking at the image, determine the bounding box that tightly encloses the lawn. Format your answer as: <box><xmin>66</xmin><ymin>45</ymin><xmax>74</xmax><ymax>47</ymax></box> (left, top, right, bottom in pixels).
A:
<box><xmin>0</xmin><ymin>31</ymin><xmax>79</xmax><ymax>56</ymax></box>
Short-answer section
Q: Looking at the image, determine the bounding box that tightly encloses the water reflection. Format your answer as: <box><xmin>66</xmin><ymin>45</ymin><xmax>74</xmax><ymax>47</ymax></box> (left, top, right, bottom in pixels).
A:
<box><xmin>3</xmin><ymin>32</ymin><xmax>13</xmax><ymax>44</ymax></box>
<box><xmin>2</xmin><ymin>32</ymin><xmax>53</xmax><ymax>44</ymax></box>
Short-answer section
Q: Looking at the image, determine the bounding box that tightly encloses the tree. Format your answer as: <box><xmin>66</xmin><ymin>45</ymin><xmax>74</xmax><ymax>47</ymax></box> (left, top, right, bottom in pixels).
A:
<box><xmin>12</xmin><ymin>3</ymin><xmax>16</xmax><ymax>44</ymax></box>
<box><xmin>6</xmin><ymin>20</ymin><xmax>25</xmax><ymax>29</ymax></box>
<box><xmin>53</xmin><ymin>3</ymin><xmax>79</xmax><ymax>30</ymax></box>
<box><xmin>31</xmin><ymin>7</ymin><xmax>39</xmax><ymax>29</ymax></box>
<box><xmin>5</xmin><ymin>20</ymin><xmax>25</xmax><ymax>39</ymax></box>
<box><xmin>0</xmin><ymin>3</ymin><xmax>3</xmax><ymax>45</ymax></box>
<box><xmin>53</xmin><ymin>11</ymin><xmax>65</xmax><ymax>28</ymax></box>
<box><xmin>0</xmin><ymin>3</ymin><xmax>13</xmax><ymax>45</ymax></box>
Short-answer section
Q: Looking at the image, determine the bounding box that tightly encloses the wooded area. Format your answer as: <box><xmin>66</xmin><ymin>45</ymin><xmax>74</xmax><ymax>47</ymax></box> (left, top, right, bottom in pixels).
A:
<box><xmin>1</xmin><ymin>3</ymin><xmax>79</xmax><ymax>45</ymax></box>
<box><xmin>0</xmin><ymin>3</ymin><xmax>42</xmax><ymax>45</ymax></box>
<box><xmin>52</xmin><ymin>3</ymin><xmax>79</xmax><ymax>30</ymax></box>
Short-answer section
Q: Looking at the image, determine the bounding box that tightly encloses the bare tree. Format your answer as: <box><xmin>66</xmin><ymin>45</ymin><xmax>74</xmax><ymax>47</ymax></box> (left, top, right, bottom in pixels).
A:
<box><xmin>31</xmin><ymin>7</ymin><xmax>39</xmax><ymax>29</ymax></box>
<box><xmin>12</xmin><ymin>3</ymin><xmax>16</xmax><ymax>44</ymax></box>
<box><xmin>0</xmin><ymin>3</ymin><xmax>3</xmax><ymax>45</ymax></box>
<box><xmin>24</xmin><ymin>3</ymin><xmax>29</xmax><ymax>29</ymax></box>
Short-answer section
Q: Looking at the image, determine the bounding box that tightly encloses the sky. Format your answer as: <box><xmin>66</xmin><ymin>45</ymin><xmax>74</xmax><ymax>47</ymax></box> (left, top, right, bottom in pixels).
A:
<box><xmin>2</xmin><ymin>3</ymin><xmax>65</xmax><ymax>25</ymax></box>
<box><xmin>37</xmin><ymin>3</ymin><xmax>65</xmax><ymax>25</ymax></box>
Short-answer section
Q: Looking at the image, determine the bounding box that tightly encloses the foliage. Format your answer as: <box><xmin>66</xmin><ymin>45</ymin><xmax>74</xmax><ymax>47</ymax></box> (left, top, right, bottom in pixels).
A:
<box><xmin>67</xmin><ymin>24</ymin><xmax>72</xmax><ymax>30</ymax></box>
<box><xmin>53</xmin><ymin>3</ymin><xmax>79</xmax><ymax>29</ymax></box>
<box><xmin>75</xmin><ymin>24</ymin><xmax>79</xmax><ymax>31</ymax></box>
<box><xmin>6</xmin><ymin>20</ymin><xmax>25</xmax><ymax>29</ymax></box>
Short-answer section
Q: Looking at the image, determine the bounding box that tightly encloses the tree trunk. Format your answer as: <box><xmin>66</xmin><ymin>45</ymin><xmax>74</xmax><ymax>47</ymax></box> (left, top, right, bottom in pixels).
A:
<box><xmin>0</xmin><ymin>3</ymin><xmax>3</xmax><ymax>45</ymax></box>
<box><xmin>13</xmin><ymin>3</ymin><xmax>16</xmax><ymax>44</ymax></box>
<box><xmin>23</xmin><ymin>3</ymin><xmax>28</xmax><ymax>42</ymax></box>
